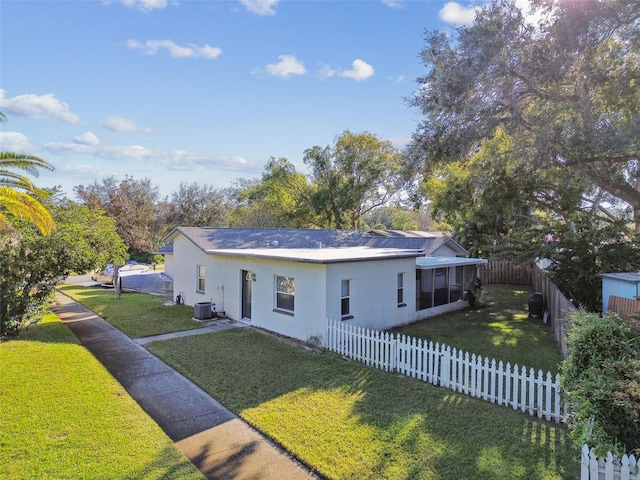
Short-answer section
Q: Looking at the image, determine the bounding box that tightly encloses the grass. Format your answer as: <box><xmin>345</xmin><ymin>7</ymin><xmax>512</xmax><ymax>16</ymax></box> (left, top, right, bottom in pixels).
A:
<box><xmin>390</xmin><ymin>285</ymin><xmax>564</xmax><ymax>374</ymax></box>
<box><xmin>0</xmin><ymin>313</ymin><xmax>202</xmax><ymax>480</ymax></box>
<box><xmin>148</xmin><ymin>329</ymin><xmax>579</xmax><ymax>480</ymax></box>
<box><xmin>57</xmin><ymin>284</ymin><xmax>202</xmax><ymax>338</ymax></box>
<box><xmin>54</xmin><ymin>282</ymin><xmax>576</xmax><ymax>478</ymax></box>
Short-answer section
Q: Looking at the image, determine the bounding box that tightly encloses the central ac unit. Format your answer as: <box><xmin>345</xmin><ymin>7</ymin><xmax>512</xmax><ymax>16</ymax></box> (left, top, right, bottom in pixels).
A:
<box><xmin>194</xmin><ymin>302</ymin><xmax>213</xmax><ymax>320</ymax></box>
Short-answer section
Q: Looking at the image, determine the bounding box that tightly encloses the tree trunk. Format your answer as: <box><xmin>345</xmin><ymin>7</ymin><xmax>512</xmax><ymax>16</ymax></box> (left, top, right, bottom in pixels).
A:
<box><xmin>114</xmin><ymin>265</ymin><xmax>121</xmax><ymax>300</ymax></box>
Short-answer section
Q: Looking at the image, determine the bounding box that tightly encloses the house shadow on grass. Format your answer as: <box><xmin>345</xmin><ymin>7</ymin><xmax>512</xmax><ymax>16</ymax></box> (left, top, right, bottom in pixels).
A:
<box><xmin>149</xmin><ymin>328</ymin><xmax>579</xmax><ymax>480</ymax></box>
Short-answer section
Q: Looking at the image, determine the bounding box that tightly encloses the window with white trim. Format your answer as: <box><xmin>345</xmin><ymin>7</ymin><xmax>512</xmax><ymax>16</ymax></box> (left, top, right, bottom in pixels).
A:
<box><xmin>341</xmin><ymin>279</ymin><xmax>351</xmax><ymax>319</ymax></box>
<box><xmin>397</xmin><ymin>272</ymin><xmax>406</xmax><ymax>307</ymax></box>
<box><xmin>275</xmin><ymin>275</ymin><xmax>295</xmax><ymax>313</ymax></box>
<box><xmin>196</xmin><ymin>265</ymin><xmax>205</xmax><ymax>292</ymax></box>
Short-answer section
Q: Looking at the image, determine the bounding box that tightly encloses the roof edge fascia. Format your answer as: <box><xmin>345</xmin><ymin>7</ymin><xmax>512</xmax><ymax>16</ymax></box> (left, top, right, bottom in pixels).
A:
<box><xmin>165</xmin><ymin>227</ymin><xmax>211</xmax><ymax>254</ymax></box>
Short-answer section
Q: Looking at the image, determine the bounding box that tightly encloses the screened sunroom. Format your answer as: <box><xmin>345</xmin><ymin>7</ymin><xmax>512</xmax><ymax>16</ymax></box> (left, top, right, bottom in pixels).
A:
<box><xmin>415</xmin><ymin>257</ymin><xmax>487</xmax><ymax>311</ymax></box>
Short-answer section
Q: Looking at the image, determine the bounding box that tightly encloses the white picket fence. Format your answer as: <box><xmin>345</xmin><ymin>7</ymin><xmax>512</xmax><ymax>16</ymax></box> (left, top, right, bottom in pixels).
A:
<box><xmin>325</xmin><ymin>319</ymin><xmax>566</xmax><ymax>423</ymax></box>
<box><xmin>581</xmin><ymin>444</ymin><xmax>640</xmax><ymax>480</ymax></box>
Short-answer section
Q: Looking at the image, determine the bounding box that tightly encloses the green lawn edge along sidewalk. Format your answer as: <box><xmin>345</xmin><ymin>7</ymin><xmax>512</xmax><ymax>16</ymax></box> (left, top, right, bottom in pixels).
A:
<box><xmin>0</xmin><ymin>312</ymin><xmax>202</xmax><ymax>479</ymax></box>
<box><xmin>58</xmin><ymin>284</ymin><xmax>202</xmax><ymax>338</ymax></box>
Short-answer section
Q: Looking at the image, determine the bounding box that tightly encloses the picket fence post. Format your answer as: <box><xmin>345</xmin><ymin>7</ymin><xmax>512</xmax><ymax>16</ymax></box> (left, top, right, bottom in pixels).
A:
<box><xmin>440</xmin><ymin>346</ymin><xmax>450</xmax><ymax>388</ymax></box>
<box><xmin>580</xmin><ymin>444</ymin><xmax>590</xmax><ymax>480</ymax></box>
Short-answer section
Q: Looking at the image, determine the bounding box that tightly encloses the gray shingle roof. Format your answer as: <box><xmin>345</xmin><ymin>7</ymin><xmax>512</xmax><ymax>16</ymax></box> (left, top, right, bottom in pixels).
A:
<box><xmin>599</xmin><ymin>272</ymin><xmax>640</xmax><ymax>283</ymax></box>
<box><xmin>163</xmin><ymin>227</ymin><xmax>469</xmax><ymax>257</ymax></box>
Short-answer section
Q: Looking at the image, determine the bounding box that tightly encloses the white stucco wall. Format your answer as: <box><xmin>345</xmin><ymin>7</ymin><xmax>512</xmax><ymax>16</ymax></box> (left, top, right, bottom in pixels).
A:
<box><xmin>205</xmin><ymin>254</ymin><xmax>329</xmax><ymax>343</ymax></box>
<box><xmin>162</xmin><ymin>254</ymin><xmax>174</xmax><ymax>280</ymax></box>
<box><xmin>325</xmin><ymin>258</ymin><xmax>416</xmax><ymax>332</ymax></box>
<box><xmin>170</xmin><ymin>234</ymin><xmax>219</xmax><ymax>307</ymax></box>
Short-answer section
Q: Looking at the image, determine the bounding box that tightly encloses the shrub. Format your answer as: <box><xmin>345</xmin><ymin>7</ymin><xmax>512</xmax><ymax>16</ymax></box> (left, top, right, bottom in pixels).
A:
<box><xmin>561</xmin><ymin>311</ymin><xmax>640</xmax><ymax>456</ymax></box>
<box><xmin>466</xmin><ymin>277</ymin><xmax>484</xmax><ymax>309</ymax></box>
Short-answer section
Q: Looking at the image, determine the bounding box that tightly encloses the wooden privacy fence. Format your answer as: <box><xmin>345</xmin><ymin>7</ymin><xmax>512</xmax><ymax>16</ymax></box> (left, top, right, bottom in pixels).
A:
<box><xmin>608</xmin><ymin>295</ymin><xmax>640</xmax><ymax>329</ymax></box>
<box><xmin>325</xmin><ymin>320</ymin><xmax>565</xmax><ymax>423</ymax></box>
<box><xmin>479</xmin><ymin>260</ymin><xmax>532</xmax><ymax>285</ymax></box>
<box><xmin>581</xmin><ymin>445</ymin><xmax>640</xmax><ymax>480</ymax></box>
<box><xmin>532</xmin><ymin>262</ymin><xmax>577</xmax><ymax>356</ymax></box>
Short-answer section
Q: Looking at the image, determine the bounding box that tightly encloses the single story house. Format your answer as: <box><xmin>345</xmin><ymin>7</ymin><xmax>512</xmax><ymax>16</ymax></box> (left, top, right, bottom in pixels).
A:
<box><xmin>158</xmin><ymin>227</ymin><xmax>487</xmax><ymax>345</ymax></box>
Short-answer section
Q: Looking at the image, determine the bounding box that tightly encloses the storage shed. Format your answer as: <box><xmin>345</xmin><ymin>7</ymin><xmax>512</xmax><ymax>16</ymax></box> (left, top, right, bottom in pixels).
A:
<box><xmin>599</xmin><ymin>272</ymin><xmax>640</xmax><ymax>314</ymax></box>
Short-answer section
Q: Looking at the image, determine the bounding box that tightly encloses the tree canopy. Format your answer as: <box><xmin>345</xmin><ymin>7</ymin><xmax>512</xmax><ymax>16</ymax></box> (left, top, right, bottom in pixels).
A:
<box><xmin>75</xmin><ymin>176</ymin><xmax>160</xmax><ymax>260</ymax></box>
<box><xmin>229</xmin><ymin>158</ymin><xmax>312</xmax><ymax>228</ymax></box>
<box><xmin>304</xmin><ymin>130</ymin><xmax>405</xmax><ymax>229</ymax></box>
<box><xmin>406</xmin><ymin>0</ymin><xmax>640</xmax><ymax>231</ymax></box>
<box><xmin>160</xmin><ymin>181</ymin><xmax>233</xmax><ymax>230</ymax></box>
<box><xmin>0</xmin><ymin>195</ymin><xmax>127</xmax><ymax>336</ymax></box>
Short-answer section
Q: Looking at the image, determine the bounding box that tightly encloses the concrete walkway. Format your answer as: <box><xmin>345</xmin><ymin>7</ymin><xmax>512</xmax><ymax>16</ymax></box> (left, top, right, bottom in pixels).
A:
<box><xmin>52</xmin><ymin>292</ymin><xmax>320</xmax><ymax>480</ymax></box>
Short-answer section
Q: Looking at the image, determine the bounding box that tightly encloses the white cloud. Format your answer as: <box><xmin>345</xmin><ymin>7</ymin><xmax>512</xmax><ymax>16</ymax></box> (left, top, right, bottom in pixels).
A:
<box><xmin>73</xmin><ymin>131</ymin><xmax>100</xmax><ymax>146</ymax></box>
<box><xmin>389</xmin><ymin>136</ymin><xmax>411</xmax><ymax>151</ymax></box>
<box><xmin>261</xmin><ymin>55</ymin><xmax>307</xmax><ymax>78</ymax></box>
<box><xmin>338</xmin><ymin>59</ymin><xmax>375</xmax><ymax>81</ymax></box>
<box><xmin>58</xmin><ymin>162</ymin><xmax>113</xmax><ymax>180</ymax></box>
<box><xmin>439</xmin><ymin>2</ymin><xmax>482</xmax><ymax>25</ymax></box>
<box><xmin>381</xmin><ymin>0</ymin><xmax>404</xmax><ymax>9</ymax></box>
<box><xmin>120</xmin><ymin>0</ymin><xmax>168</xmax><ymax>12</ymax></box>
<box><xmin>0</xmin><ymin>131</ymin><xmax>34</xmax><ymax>152</ymax></box>
<box><xmin>44</xmin><ymin>142</ymin><xmax>98</xmax><ymax>156</ymax></box>
<box><xmin>159</xmin><ymin>149</ymin><xmax>250</xmax><ymax>171</ymax></box>
<box><xmin>44</xmin><ymin>140</ymin><xmax>251</xmax><ymax>172</ymax></box>
<box><xmin>318</xmin><ymin>63</ymin><xmax>338</xmax><ymax>79</ymax></box>
<box><xmin>239</xmin><ymin>0</ymin><xmax>279</xmax><ymax>16</ymax></box>
<box><xmin>0</xmin><ymin>89</ymin><xmax>81</xmax><ymax>124</ymax></box>
<box><xmin>103</xmin><ymin>115</ymin><xmax>152</xmax><ymax>133</ymax></box>
<box><xmin>514</xmin><ymin>0</ymin><xmax>549</xmax><ymax>27</ymax></box>
<box><xmin>99</xmin><ymin>145</ymin><xmax>155</xmax><ymax>160</ymax></box>
<box><xmin>439</xmin><ymin>1</ymin><xmax>548</xmax><ymax>28</ymax></box>
<box><xmin>126</xmin><ymin>39</ymin><xmax>222</xmax><ymax>59</ymax></box>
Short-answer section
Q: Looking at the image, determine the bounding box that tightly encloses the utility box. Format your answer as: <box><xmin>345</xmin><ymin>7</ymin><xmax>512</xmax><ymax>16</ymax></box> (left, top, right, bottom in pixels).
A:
<box><xmin>528</xmin><ymin>293</ymin><xmax>543</xmax><ymax>318</ymax></box>
<box><xmin>194</xmin><ymin>302</ymin><xmax>214</xmax><ymax>320</ymax></box>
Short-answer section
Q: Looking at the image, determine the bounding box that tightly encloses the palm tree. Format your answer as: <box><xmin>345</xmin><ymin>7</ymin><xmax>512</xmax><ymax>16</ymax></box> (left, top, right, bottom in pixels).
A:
<box><xmin>0</xmin><ymin>114</ymin><xmax>55</xmax><ymax>235</ymax></box>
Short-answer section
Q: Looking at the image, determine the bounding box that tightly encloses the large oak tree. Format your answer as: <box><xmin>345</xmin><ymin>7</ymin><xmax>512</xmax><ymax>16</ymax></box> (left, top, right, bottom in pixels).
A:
<box><xmin>406</xmin><ymin>0</ymin><xmax>640</xmax><ymax>230</ymax></box>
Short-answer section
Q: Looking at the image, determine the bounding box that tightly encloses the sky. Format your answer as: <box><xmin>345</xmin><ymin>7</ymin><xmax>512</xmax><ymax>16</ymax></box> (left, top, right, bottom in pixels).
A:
<box><xmin>1</xmin><ymin>0</ymin><xmax>491</xmax><ymax>198</ymax></box>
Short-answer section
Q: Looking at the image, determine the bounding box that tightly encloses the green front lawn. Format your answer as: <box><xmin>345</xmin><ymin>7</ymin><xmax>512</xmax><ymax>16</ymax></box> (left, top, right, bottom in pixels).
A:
<box><xmin>148</xmin><ymin>329</ymin><xmax>579</xmax><ymax>480</ymax></box>
<box><xmin>0</xmin><ymin>313</ymin><xmax>202</xmax><ymax>479</ymax></box>
<box><xmin>57</xmin><ymin>284</ymin><xmax>201</xmax><ymax>338</ymax></box>
<box><xmin>391</xmin><ymin>285</ymin><xmax>564</xmax><ymax>374</ymax></box>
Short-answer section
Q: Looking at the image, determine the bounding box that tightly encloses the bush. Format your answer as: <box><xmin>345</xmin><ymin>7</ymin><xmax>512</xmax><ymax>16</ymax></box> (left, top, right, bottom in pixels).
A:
<box><xmin>561</xmin><ymin>311</ymin><xmax>640</xmax><ymax>456</ymax></box>
<box><xmin>466</xmin><ymin>277</ymin><xmax>484</xmax><ymax>309</ymax></box>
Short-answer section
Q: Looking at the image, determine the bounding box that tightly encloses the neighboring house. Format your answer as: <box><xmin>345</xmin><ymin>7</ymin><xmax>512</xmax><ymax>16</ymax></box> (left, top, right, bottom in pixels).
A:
<box><xmin>158</xmin><ymin>227</ymin><xmax>487</xmax><ymax>345</ymax></box>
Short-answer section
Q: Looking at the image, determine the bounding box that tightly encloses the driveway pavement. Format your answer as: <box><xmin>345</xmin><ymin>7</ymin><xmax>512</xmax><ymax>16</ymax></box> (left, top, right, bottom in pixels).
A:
<box><xmin>52</xmin><ymin>291</ymin><xmax>320</xmax><ymax>480</ymax></box>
